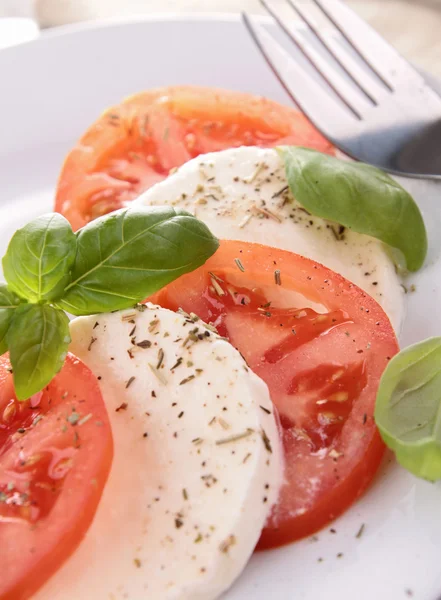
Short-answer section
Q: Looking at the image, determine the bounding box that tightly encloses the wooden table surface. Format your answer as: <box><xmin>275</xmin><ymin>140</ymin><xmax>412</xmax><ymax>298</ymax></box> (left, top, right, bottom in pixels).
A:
<box><xmin>34</xmin><ymin>0</ymin><xmax>441</xmax><ymax>78</ymax></box>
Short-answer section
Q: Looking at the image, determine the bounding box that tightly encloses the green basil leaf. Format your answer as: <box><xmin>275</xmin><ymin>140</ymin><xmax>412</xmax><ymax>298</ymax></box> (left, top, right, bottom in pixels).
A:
<box><xmin>7</xmin><ymin>304</ymin><xmax>70</xmax><ymax>400</ymax></box>
<box><xmin>375</xmin><ymin>337</ymin><xmax>441</xmax><ymax>481</ymax></box>
<box><xmin>278</xmin><ymin>146</ymin><xmax>427</xmax><ymax>272</ymax></box>
<box><xmin>56</xmin><ymin>206</ymin><xmax>219</xmax><ymax>315</ymax></box>
<box><xmin>0</xmin><ymin>284</ymin><xmax>22</xmax><ymax>355</ymax></box>
<box><xmin>2</xmin><ymin>213</ymin><xmax>77</xmax><ymax>302</ymax></box>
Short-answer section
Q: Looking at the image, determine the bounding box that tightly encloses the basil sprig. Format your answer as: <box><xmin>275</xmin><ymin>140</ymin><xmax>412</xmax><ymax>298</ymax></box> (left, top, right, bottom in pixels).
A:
<box><xmin>0</xmin><ymin>207</ymin><xmax>219</xmax><ymax>399</ymax></box>
<box><xmin>278</xmin><ymin>146</ymin><xmax>427</xmax><ymax>272</ymax></box>
<box><xmin>57</xmin><ymin>206</ymin><xmax>217</xmax><ymax>315</ymax></box>
<box><xmin>3</xmin><ymin>213</ymin><xmax>76</xmax><ymax>302</ymax></box>
<box><xmin>375</xmin><ymin>338</ymin><xmax>441</xmax><ymax>481</ymax></box>
<box><xmin>7</xmin><ymin>305</ymin><xmax>71</xmax><ymax>401</ymax></box>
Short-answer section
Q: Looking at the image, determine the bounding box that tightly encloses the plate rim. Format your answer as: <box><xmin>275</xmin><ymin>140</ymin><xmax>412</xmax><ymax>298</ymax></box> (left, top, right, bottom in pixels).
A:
<box><xmin>3</xmin><ymin>11</ymin><xmax>438</xmax><ymax>87</ymax></box>
<box><xmin>33</xmin><ymin>12</ymin><xmax>272</xmax><ymax>44</ymax></box>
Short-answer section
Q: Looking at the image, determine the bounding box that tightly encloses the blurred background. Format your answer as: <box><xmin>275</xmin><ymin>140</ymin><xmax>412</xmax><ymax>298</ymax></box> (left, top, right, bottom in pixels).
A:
<box><xmin>1</xmin><ymin>0</ymin><xmax>440</xmax><ymax>77</ymax></box>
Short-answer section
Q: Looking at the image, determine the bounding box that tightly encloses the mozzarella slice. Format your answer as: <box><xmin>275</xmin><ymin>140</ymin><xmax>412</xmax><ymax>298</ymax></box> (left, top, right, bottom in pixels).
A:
<box><xmin>134</xmin><ymin>146</ymin><xmax>405</xmax><ymax>332</ymax></box>
<box><xmin>36</xmin><ymin>304</ymin><xmax>282</xmax><ymax>600</ymax></box>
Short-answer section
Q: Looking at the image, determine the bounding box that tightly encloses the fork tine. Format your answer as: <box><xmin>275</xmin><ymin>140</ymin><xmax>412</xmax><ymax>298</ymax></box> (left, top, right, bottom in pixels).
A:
<box><xmin>313</xmin><ymin>0</ymin><xmax>424</xmax><ymax>91</ymax></box>
<box><xmin>319</xmin><ymin>29</ymin><xmax>388</xmax><ymax>101</ymax></box>
<box><xmin>242</xmin><ymin>12</ymin><xmax>357</xmax><ymax>141</ymax></box>
<box><xmin>259</xmin><ymin>0</ymin><xmax>364</xmax><ymax>120</ymax></box>
<box><xmin>286</xmin><ymin>0</ymin><xmax>377</xmax><ymax>105</ymax></box>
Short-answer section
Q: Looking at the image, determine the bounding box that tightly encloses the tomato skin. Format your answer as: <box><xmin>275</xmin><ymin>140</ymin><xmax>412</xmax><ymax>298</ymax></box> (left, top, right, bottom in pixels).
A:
<box><xmin>260</xmin><ymin>433</ymin><xmax>386</xmax><ymax>548</ymax></box>
<box><xmin>0</xmin><ymin>354</ymin><xmax>113</xmax><ymax>600</ymax></box>
<box><xmin>150</xmin><ymin>240</ymin><xmax>399</xmax><ymax>548</ymax></box>
<box><xmin>55</xmin><ymin>86</ymin><xmax>334</xmax><ymax>230</ymax></box>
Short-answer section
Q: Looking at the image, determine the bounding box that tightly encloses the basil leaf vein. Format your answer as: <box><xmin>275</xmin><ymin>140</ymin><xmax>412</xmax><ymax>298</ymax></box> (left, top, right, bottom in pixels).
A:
<box><xmin>56</xmin><ymin>206</ymin><xmax>219</xmax><ymax>315</ymax></box>
<box><xmin>278</xmin><ymin>146</ymin><xmax>427</xmax><ymax>272</ymax></box>
<box><xmin>6</xmin><ymin>304</ymin><xmax>71</xmax><ymax>400</ymax></box>
<box><xmin>2</xmin><ymin>213</ymin><xmax>77</xmax><ymax>302</ymax></box>
<box><xmin>375</xmin><ymin>337</ymin><xmax>441</xmax><ymax>481</ymax></box>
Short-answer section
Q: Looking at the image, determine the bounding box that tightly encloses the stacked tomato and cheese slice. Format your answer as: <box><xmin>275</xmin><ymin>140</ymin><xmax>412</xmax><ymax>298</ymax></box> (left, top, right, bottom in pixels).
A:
<box><xmin>1</xmin><ymin>87</ymin><xmax>404</xmax><ymax>600</ymax></box>
<box><xmin>38</xmin><ymin>146</ymin><xmax>402</xmax><ymax>599</ymax></box>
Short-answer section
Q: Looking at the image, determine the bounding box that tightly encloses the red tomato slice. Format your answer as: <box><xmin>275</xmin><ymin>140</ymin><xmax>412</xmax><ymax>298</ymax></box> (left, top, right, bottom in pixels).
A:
<box><xmin>150</xmin><ymin>241</ymin><xmax>399</xmax><ymax>549</ymax></box>
<box><xmin>0</xmin><ymin>354</ymin><xmax>113</xmax><ymax>600</ymax></box>
<box><xmin>55</xmin><ymin>86</ymin><xmax>334</xmax><ymax>230</ymax></box>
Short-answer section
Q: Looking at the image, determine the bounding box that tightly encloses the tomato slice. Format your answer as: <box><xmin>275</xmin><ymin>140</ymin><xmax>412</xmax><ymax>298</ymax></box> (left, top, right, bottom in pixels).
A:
<box><xmin>150</xmin><ymin>241</ymin><xmax>399</xmax><ymax>549</ymax></box>
<box><xmin>55</xmin><ymin>86</ymin><xmax>334</xmax><ymax>230</ymax></box>
<box><xmin>0</xmin><ymin>354</ymin><xmax>113</xmax><ymax>600</ymax></box>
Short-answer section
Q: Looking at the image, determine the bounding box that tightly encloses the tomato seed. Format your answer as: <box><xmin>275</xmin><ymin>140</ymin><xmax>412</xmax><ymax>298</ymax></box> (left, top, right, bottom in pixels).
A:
<box><xmin>329</xmin><ymin>392</ymin><xmax>349</xmax><ymax>403</ymax></box>
<box><xmin>2</xmin><ymin>401</ymin><xmax>16</xmax><ymax>424</ymax></box>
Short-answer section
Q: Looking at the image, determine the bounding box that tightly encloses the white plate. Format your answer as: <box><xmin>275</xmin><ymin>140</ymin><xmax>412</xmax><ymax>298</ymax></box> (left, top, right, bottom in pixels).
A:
<box><xmin>0</xmin><ymin>14</ymin><xmax>441</xmax><ymax>600</ymax></box>
<box><xmin>0</xmin><ymin>18</ymin><xmax>39</xmax><ymax>50</ymax></box>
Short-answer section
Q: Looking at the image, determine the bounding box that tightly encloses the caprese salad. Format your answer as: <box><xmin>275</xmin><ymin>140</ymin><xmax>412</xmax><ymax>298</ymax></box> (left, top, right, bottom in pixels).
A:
<box><xmin>0</xmin><ymin>86</ymin><xmax>434</xmax><ymax>600</ymax></box>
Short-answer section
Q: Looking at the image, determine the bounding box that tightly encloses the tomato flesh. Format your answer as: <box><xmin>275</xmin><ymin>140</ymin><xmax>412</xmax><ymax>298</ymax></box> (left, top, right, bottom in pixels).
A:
<box><xmin>0</xmin><ymin>354</ymin><xmax>113</xmax><ymax>600</ymax></box>
<box><xmin>151</xmin><ymin>241</ymin><xmax>399</xmax><ymax>548</ymax></box>
<box><xmin>55</xmin><ymin>86</ymin><xmax>334</xmax><ymax>229</ymax></box>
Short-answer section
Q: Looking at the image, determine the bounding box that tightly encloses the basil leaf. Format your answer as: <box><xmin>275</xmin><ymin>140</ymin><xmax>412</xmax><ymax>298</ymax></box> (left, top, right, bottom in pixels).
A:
<box><xmin>278</xmin><ymin>146</ymin><xmax>427</xmax><ymax>272</ymax></box>
<box><xmin>375</xmin><ymin>337</ymin><xmax>441</xmax><ymax>481</ymax></box>
<box><xmin>0</xmin><ymin>284</ymin><xmax>22</xmax><ymax>355</ymax></box>
<box><xmin>7</xmin><ymin>304</ymin><xmax>70</xmax><ymax>400</ymax></box>
<box><xmin>56</xmin><ymin>206</ymin><xmax>219</xmax><ymax>315</ymax></box>
<box><xmin>2</xmin><ymin>213</ymin><xmax>77</xmax><ymax>302</ymax></box>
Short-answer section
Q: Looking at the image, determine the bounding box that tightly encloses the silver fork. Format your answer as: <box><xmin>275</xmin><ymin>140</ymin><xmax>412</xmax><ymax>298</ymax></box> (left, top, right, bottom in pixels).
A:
<box><xmin>243</xmin><ymin>0</ymin><xmax>441</xmax><ymax>180</ymax></box>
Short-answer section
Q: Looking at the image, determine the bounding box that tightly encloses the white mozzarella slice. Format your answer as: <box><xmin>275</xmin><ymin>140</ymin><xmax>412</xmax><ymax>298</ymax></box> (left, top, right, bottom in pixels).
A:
<box><xmin>35</xmin><ymin>304</ymin><xmax>282</xmax><ymax>600</ymax></box>
<box><xmin>134</xmin><ymin>146</ymin><xmax>405</xmax><ymax>332</ymax></box>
